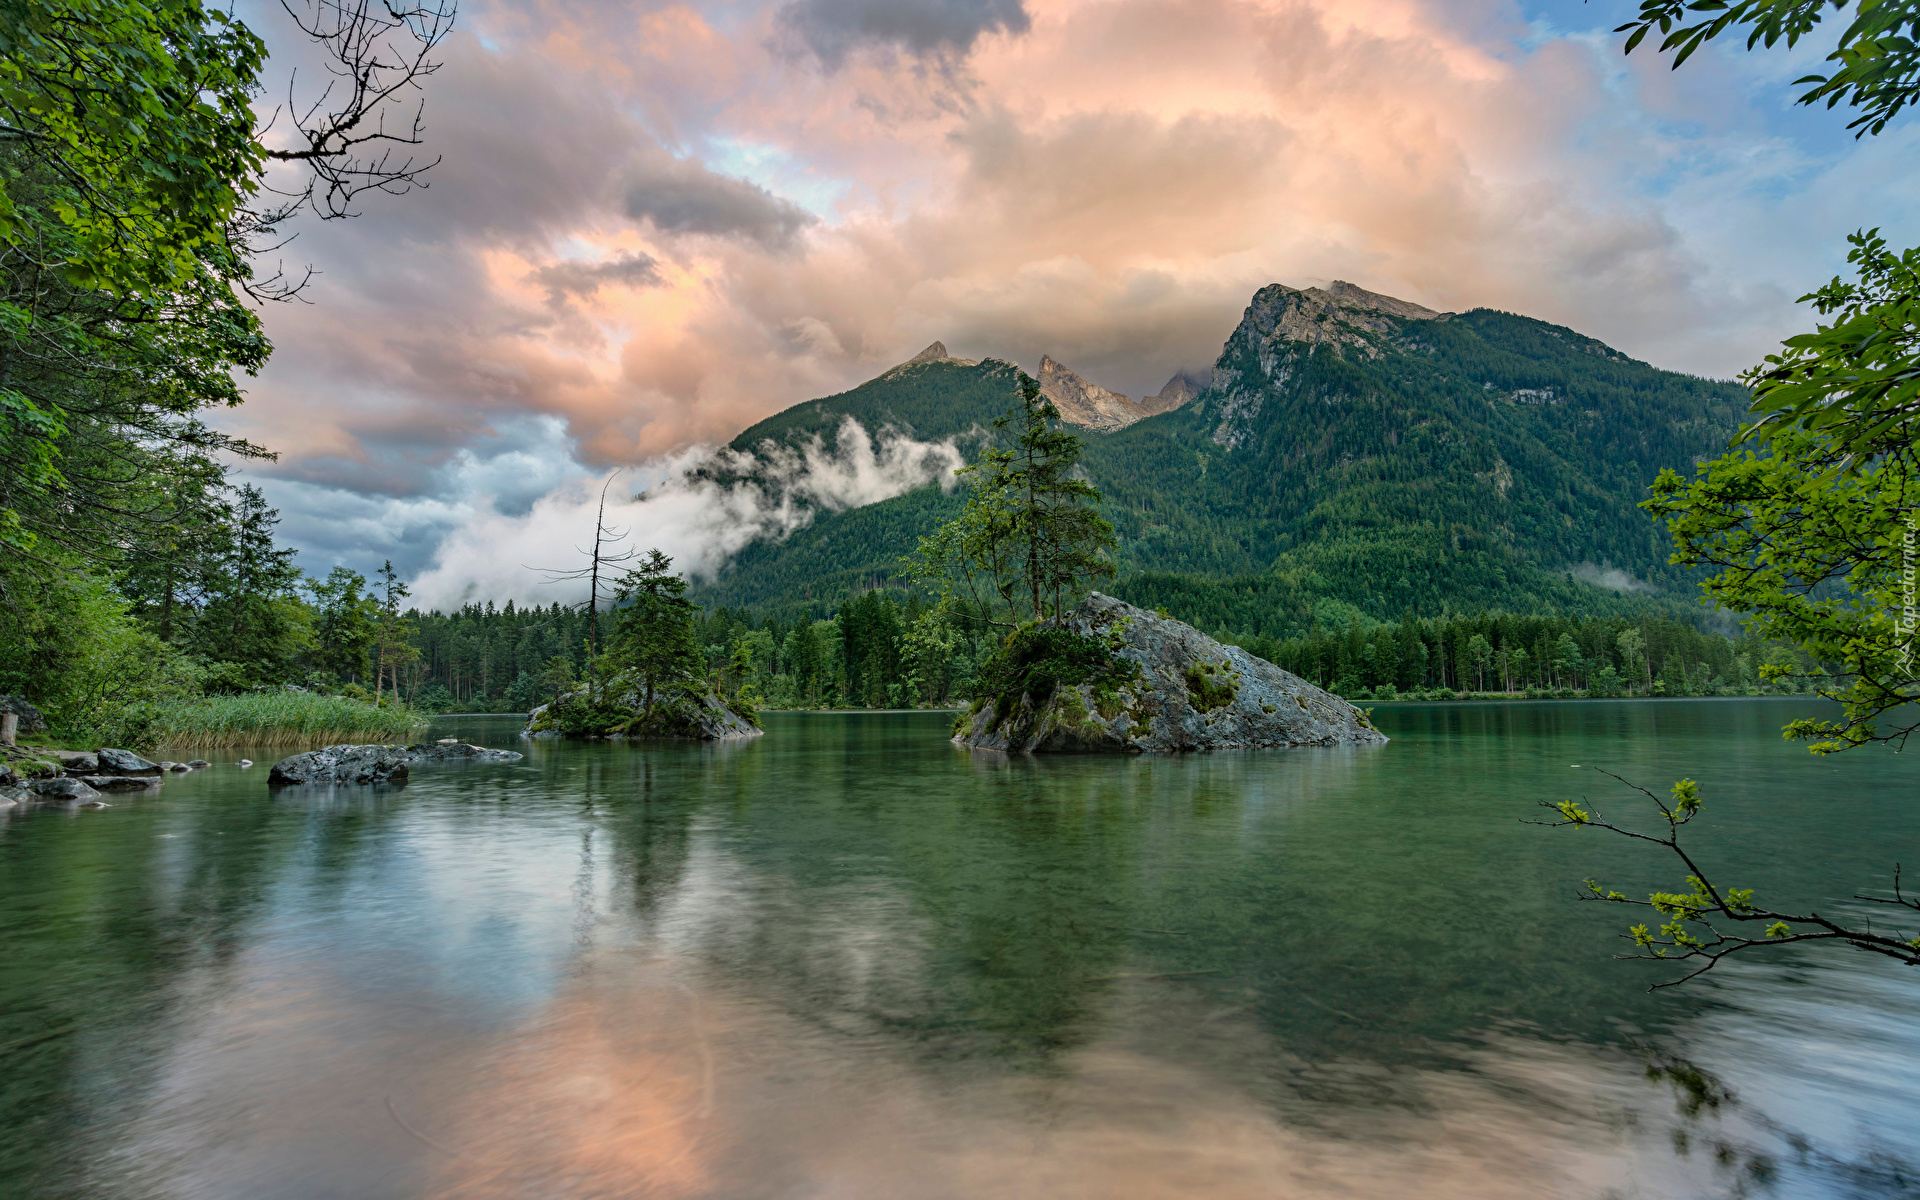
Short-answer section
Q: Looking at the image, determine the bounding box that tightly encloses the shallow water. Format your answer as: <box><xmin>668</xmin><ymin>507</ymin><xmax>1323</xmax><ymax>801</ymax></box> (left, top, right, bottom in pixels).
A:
<box><xmin>3</xmin><ymin>699</ymin><xmax>1918</xmax><ymax>1199</ymax></box>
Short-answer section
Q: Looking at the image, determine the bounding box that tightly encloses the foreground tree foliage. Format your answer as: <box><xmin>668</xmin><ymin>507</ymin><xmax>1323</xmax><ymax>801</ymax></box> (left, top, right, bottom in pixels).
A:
<box><xmin>0</xmin><ymin>0</ymin><xmax>451</xmax><ymax>740</ymax></box>
<box><xmin>609</xmin><ymin>550</ymin><xmax>704</xmax><ymax>722</ymax></box>
<box><xmin>905</xmin><ymin>372</ymin><xmax>1132</xmax><ymax>706</ymax></box>
<box><xmin>1559</xmin><ymin>0</ymin><xmax>1920</xmax><ymax>981</ymax></box>
<box><xmin>1545</xmin><ymin>775</ymin><xmax>1920</xmax><ymax>982</ymax></box>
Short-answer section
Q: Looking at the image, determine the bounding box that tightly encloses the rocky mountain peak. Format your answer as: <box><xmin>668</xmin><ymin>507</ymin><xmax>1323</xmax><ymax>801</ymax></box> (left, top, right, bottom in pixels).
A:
<box><xmin>1141</xmin><ymin>369</ymin><xmax>1208</xmax><ymax>416</ymax></box>
<box><xmin>1235</xmin><ymin>281</ymin><xmax>1442</xmax><ymax>354</ymax></box>
<box><xmin>1037</xmin><ymin>355</ymin><xmax>1148</xmax><ymax>431</ymax></box>
<box><xmin>882</xmin><ymin>339</ymin><xmax>980</xmax><ymax>380</ymax></box>
<box><xmin>1319</xmin><ymin>280</ymin><xmax>1440</xmax><ymax>320</ymax></box>
<box><xmin>1199</xmin><ymin>281</ymin><xmax>1446</xmax><ymax>449</ymax></box>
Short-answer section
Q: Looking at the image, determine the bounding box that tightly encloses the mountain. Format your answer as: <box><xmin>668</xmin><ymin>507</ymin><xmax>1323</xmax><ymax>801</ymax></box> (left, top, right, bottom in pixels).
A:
<box><xmin>696</xmin><ymin>283</ymin><xmax>1749</xmax><ymax>635</ymax></box>
<box><xmin>1140</xmin><ymin>369</ymin><xmax>1208</xmax><ymax>416</ymax></box>
<box><xmin>727</xmin><ymin>343</ymin><xmax>1020</xmax><ymax>454</ymax></box>
<box><xmin>1036</xmin><ymin>355</ymin><xmax>1147</xmax><ymax>430</ymax></box>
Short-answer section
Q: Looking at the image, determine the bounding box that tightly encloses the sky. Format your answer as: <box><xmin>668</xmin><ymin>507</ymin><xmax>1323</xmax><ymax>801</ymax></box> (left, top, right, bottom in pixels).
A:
<box><xmin>230</xmin><ymin>0</ymin><xmax>1920</xmax><ymax>609</ymax></box>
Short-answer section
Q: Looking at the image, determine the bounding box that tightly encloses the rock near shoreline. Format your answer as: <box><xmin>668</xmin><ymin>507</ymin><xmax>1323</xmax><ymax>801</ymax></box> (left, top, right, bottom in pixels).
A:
<box><xmin>267</xmin><ymin>741</ymin><xmax>525</xmax><ymax>786</ymax></box>
<box><xmin>953</xmin><ymin>594</ymin><xmax>1387</xmax><ymax>754</ymax></box>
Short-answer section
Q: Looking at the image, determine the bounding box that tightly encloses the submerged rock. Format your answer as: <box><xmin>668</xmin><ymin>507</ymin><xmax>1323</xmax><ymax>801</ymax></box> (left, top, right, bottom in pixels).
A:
<box><xmin>77</xmin><ymin>775</ymin><xmax>162</xmax><ymax>793</ymax></box>
<box><xmin>403</xmin><ymin>741</ymin><xmax>523</xmax><ymax>764</ymax></box>
<box><xmin>954</xmin><ymin>594</ymin><xmax>1387</xmax><ymax>754</ymax></box>
<box><xmin>267</xmin><ymin>741</ymin><xmax>526</xmax><ymax>785</ymax></box>
<box><xmin>268</xmin><ymin>745</ymin><xmax>412</xmax><ymax>786</ymax></box>
<box><xmin>93</xmin><ymin>748</ymin><xmax>163</xmax><ymax>777</ymax></box>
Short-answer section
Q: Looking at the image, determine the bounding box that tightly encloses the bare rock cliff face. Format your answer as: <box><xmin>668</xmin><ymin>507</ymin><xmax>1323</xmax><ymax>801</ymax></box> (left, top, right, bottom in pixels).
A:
<box><xmin>1037</xmin><ymin>355</ymin><xmax>1148</xmax><ymax>431</ymax></box>
<box><xmin>954</xmin><ymin>594</ymin><xmax>1387</xmax><ymax>754</ymax></box>
<box><xmin>1139</xmin><ymin>369</ymin><xmax>1207</xmax><ymax>416</ymax></box>
<box><xmin>881</xmin><ymin>340</ymin><xmax>980</xmax><ymax>380</ymax></box>
<box><xmin>1200</xmin><ymin>280</ymin><xmax>1446</xmax><ymax>449</ymax></box>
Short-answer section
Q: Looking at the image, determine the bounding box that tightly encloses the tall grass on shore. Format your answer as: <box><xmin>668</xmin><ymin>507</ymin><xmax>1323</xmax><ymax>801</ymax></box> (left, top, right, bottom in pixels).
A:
<box><xmin>151</xmin><ymin>693</ymin><xmax>429</xmax><ymax>751</ymax></box>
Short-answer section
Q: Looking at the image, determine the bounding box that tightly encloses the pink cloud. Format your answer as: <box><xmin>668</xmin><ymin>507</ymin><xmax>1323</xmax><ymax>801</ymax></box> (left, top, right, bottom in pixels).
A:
<box><xmin>235</xmin><ymin>0</ymin><xmax>1893</xmax><ymax>530</ymax></box>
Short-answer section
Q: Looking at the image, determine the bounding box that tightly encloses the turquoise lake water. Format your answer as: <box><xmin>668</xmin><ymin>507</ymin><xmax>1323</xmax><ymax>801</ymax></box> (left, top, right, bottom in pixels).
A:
<box><xmin>2</xmin><ymin>698</ymin><xmax>1917</xmax><ymax>1198</ymax></box>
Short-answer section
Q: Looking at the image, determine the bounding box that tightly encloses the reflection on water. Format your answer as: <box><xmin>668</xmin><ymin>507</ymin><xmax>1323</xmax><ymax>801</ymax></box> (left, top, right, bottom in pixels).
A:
<box><xmin>3</xmin><ymin>700</ymin><xmax>1918</xmax><ymax>1198</ymax></box>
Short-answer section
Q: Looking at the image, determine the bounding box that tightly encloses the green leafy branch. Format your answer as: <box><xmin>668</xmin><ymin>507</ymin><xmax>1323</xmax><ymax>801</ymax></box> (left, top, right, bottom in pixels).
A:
<box><xmin>1644</xmin><ymin>229</ymin><xmax>1920</xmax><ymax>754</ymax></box>
<box><xmin>1537</xmin><ymin>770</ymin><xmax>1920</xmax><ymax>986</ymax></box>
<box><xmin>1616</xmin><ymin>0</ymin><xmax>1920</xmax><ymax>136</ymax></box>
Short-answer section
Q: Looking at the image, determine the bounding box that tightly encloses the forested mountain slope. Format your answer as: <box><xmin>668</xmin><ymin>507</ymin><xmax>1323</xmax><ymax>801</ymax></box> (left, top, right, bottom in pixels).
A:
<box><xmin>727</xmin><ymin>343</ymin><xmax>1023</xmax><ymax>452</ymax></box>
<box><xmin>696</xmin><ymin>283</ymin><xmax>1748</xmax><ymax>635</ymax></box>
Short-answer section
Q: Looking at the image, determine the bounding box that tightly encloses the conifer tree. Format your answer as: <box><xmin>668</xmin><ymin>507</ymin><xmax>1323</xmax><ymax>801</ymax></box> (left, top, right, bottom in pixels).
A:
<box><xmin>609</xmin><ymin>550</ymin><xmax>703</xmax><ymax>719</ymax></box>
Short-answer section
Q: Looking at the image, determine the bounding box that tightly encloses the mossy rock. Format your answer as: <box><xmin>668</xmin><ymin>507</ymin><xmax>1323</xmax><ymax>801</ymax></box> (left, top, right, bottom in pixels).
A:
<box><xmin>955</xmin><ymin>594</ymin><xmax>1387</xmax><ymax>754</ymax></box>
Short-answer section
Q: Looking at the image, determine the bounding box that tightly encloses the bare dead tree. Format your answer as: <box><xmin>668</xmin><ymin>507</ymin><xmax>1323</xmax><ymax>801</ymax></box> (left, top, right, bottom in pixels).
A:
<box><xmin>241</xmin><ymin>0</ymin><xmax>457</xmax><ymax>300</ymax></box>
<box><xmin>530</xmin><ymin>472</ymin><xmax>636</xmax><ymax>699</ymax></box>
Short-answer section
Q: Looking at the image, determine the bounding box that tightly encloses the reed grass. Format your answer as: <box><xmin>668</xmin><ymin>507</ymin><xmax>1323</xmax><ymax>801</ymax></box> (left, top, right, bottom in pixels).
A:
<box><xmin>151</xmin><ymin>692</ymin><xmax>428</xmax><ymax>750</ymax></box>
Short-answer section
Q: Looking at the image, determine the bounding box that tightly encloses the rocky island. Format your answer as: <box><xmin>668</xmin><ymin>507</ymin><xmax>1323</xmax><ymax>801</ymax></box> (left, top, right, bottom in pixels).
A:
<box><xmin>525</xmin><ymin>680</ymin><xmax>761</xmax><ymax>741</ymax></box>
<box><xmin>954</xmin><ymin>594</ymin><xmax>1386</xmax><ymax>753</ymax></box>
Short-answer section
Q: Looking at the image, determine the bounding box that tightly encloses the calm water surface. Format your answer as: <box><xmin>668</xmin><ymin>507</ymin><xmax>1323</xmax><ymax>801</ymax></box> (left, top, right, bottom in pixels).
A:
<box><xmin>3</xmin><ymin>699</ymin><xmax>1919</xmax><ymax>1199</ymax></box>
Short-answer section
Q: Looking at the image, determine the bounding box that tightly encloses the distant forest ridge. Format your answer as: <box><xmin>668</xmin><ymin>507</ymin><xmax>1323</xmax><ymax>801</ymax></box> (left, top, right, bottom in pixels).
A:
<box><xmin>397</xmin><ymin>591</ymin><xmax>1805</xmax><ymax>714</ymax></box>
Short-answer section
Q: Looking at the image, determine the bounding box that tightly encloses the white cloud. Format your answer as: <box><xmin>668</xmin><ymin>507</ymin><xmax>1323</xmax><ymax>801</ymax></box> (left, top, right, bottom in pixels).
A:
<box><xmin>403</xmin><ymin>418</ymin><xmax>964</xmax><ymax>610</ymax></box>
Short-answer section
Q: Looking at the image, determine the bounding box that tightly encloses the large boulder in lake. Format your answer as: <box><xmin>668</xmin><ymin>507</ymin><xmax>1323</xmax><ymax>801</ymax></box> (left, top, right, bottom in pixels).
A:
<box><xmin>268</xmin><ymin>744</ymin><xmax>411</xmax><ymax>786</ymax></box>
<box><xmin>954</xmin><ymin>594</ymin><xmax>1387</xmax><ymax>754</ymax></box>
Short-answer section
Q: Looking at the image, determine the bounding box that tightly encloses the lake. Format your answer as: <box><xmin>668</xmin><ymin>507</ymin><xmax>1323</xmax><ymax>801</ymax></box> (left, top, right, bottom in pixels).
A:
<box><xmin>3</xmin><ymin>699</ymin><xmax>1917</xmax><ymax>1199</ymax></box>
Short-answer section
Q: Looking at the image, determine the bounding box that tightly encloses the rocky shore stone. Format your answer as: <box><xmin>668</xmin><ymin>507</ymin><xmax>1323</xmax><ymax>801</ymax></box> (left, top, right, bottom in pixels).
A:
<box><xmin>77</xmin><ymin>775</ymin><xmax>162</xmax><ymax>793</ymax></box>
<box><xmin>46</xmin><ymin>750</ymin><xmax>99</xmax><ymax>774</ymax></box>
<box><xmin>268</xmin><ymin>745</ymin><xmax>412</xmax><ymax>786</ymax></box>
<box><xmin>953</xmin><ymin>594</ymin><xmax>1389</xmax><ymax>754</ymax></box>
<box><xmin>93</xmin><ymin>748</ymin><xmax>163</xmax><ymax>776</ymax></box>
<box><xmin>29</xmin><ymin>777</ymin><xmax>103</xmax><ymax>804</ymax></box>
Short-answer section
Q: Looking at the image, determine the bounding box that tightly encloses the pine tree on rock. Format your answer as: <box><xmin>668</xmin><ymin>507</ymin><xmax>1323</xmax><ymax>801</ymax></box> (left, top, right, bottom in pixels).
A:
<box><xmin>610</xmin><ymin>550</ymin><xmax>704</xmax><ymax>721</ymax></box>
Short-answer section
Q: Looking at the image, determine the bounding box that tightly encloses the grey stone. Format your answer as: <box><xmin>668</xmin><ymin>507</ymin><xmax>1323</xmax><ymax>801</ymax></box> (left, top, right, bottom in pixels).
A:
<box><xmin>185</xmin><ymin>760</ymin><xmax>211</xmax><ymax>770</ymax></box>
<box><xmin>45</xmin><ymin>750</ymin><xmax>99</xmax><ymax>774</ymax></box>
<box><xmin>29</xmin><ymin>777</ymin><xmax>103</xmax><ymax>804</ymax></box>
<box><xmin>93</xmin><ymin>748</ymin><xmax>162</xmax><ymax>776</ymax></box>
<box><xmin>77</xmin><ymin>775</ymin><xmax>162</xmax><ymax>793</ymax></box>
<box><xmin>0</xmin><ymin>696</ymin><xmax>47</xmax><ymax>734</ymax></box>
<box><xmin>402</xmin><ymin>742</ymin><xmax>524</xmax><ymax>764</ymax></box>
<box><xmin>954</xmin><ymin>593</ymin><xmax>1389</xmax><ymax>754</ymax></box>
<box><xmin>268</xmin><ymin>745</ymin><xmax>411</xmax><ymax>786</ymax></box>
